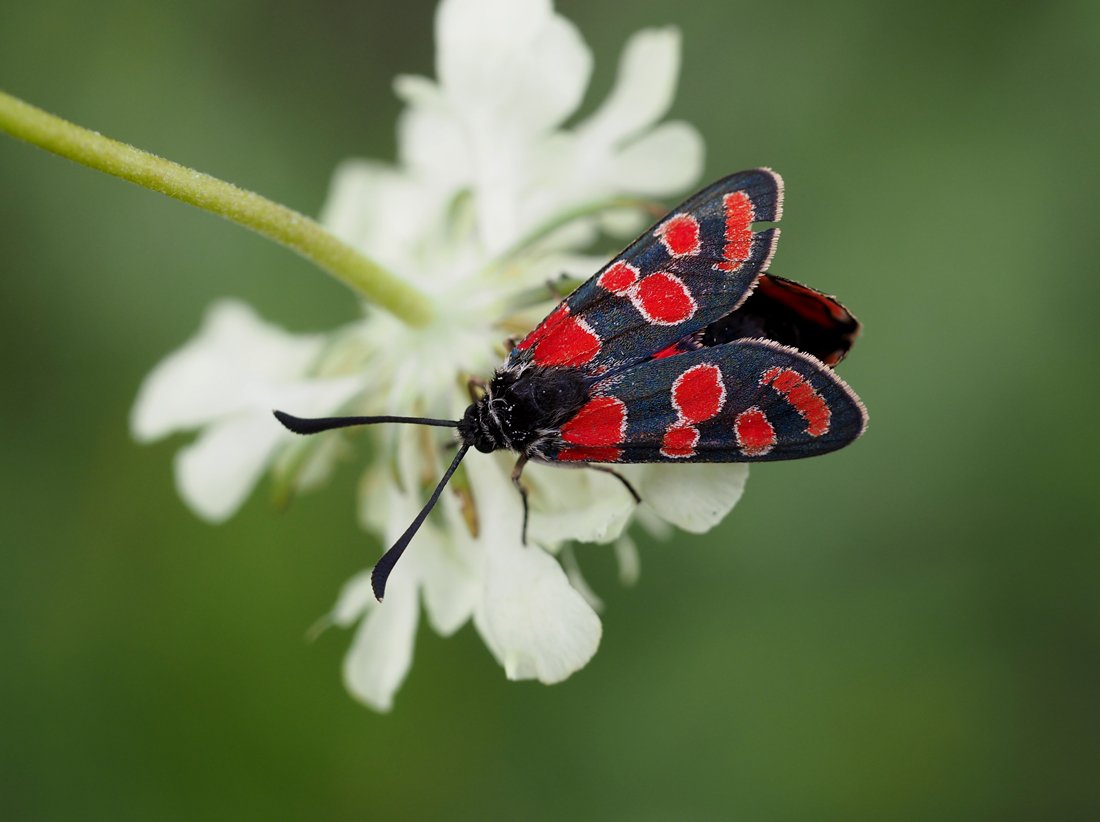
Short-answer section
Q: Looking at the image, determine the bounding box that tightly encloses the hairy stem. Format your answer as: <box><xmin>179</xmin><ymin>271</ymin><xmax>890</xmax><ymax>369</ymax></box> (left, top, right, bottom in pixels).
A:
<box><xmin>0</xmin><ymin>90</ymin><xmax>433</xmax><ymax>326</ymax></box>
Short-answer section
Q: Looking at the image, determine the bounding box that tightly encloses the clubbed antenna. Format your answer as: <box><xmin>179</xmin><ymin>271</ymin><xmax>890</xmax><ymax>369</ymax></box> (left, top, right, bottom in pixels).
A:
<box><xmin>371</xmin><ymin>442</ymin><xmax>471</xmax><ymax>601</ymax></box>
<box><xmin>274</xmin><ymin>410</ymin><xmax>458</xmax><ymax>434</ymax></box>
<box><xmin>272</xmin><ymin>409</ymin><xmax>468</xmax><ymax>601</ymax></box>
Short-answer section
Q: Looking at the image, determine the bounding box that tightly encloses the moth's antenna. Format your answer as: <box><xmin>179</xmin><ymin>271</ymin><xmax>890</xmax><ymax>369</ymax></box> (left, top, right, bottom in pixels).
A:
<box><xmin>372</xmin><ymin>442</ymin><xmax>471</xmax><ymax>602</ymax></box>
<box><xmin>273</xmin><ymin>408</ymin><xmax>468</xmax><ymax>601</ymax></box>
<box><xmin>274</xmin><ymin>410</ymin><xmax>459</xmax><ymax>434</ymax></box>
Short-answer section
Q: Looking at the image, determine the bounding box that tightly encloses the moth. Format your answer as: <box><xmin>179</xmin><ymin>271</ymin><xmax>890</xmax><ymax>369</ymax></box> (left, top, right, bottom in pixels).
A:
<box><xmin>276</xmin><ymin>169</ymin><xmax>867</xmax><ymax>601</ymax></box>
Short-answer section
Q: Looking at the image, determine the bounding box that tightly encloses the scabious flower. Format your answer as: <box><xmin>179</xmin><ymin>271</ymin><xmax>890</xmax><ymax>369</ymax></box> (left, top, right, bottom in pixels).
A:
<box><xmin>131</xmin><ymin>0</ymin><xmax>748</xmax><ymax>711</ymax></box>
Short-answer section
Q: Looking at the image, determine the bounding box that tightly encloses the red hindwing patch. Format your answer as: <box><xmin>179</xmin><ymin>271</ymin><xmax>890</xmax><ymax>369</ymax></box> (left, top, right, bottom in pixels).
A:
<box><xmin>735</xmin><ymin>406</ymin><xmax>776</xmax><ymax>456</ymax></box>
<box><xmin>657</xmin><ymin>213</ymin><xmax>701</xmax><ymax>257</ymax></box>
<box><xmin>760</xmin><ymin>367</ymin><xmax>831</xmax><ymax>436</ymax></box>
<box><xmin>715</xmin><ymin>191</ymin><xmax>755</xmax><ymax>272</ymax></box>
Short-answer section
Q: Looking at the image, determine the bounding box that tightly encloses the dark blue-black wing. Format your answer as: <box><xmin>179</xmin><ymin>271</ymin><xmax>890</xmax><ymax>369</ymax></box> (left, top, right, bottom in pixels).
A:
<box><xmin>508</xmin><ymin>169</ymin><xmax>783</xmax><ymax>374</ymax></box>
<box><xmin>544</xmin><ymin>339</ymin><xmax>867</xmax><ymax>464</ymax></box>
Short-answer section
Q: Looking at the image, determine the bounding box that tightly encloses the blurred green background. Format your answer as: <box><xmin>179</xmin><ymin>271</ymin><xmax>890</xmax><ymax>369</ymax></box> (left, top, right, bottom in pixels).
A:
<box><xmin>2</xmin><ymin>0</ymin><xmax>1098</xmax><ymax>819</ymax></box>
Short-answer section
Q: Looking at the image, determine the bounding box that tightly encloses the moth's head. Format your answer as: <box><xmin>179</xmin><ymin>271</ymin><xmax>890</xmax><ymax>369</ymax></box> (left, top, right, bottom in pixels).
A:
<box><xmin>457</xmin><ymin>400</ymin><xmax>499</xmax><ymax>454</ymax></box>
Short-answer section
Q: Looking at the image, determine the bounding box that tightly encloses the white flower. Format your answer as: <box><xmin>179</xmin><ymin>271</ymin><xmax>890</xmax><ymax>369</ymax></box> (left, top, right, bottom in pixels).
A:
<box><xmin>393</xmin><ymin>0</ymin><xmax>702</xmax><ymax>254</ymax></box>
<box><xmin>131</xmin><ymin>300</ymin><xmax>366</xmax><ymax>521</ymax></box>
<box><xmin>132</xmin><ymin>0</ymin><xmax>745</xmax><ymax>712</ymax></box>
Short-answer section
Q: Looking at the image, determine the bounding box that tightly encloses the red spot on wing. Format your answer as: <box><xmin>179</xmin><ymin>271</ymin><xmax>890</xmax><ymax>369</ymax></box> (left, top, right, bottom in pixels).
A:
<box><xmin>533</xmin><ymin>315</ymin><xmax>600</xmax><ymax>367</ymax></box>
<box><xmin>660</xmin><ymin>423</ymin><xmax>699</xmax><ymax>458</ymax></box>
<box><xmin>599</xmin><ymin>261</ymin><xmax>639</xmax><ymax>294</ymax></box>
<box><xmin>520</xmin><ymin>304</ymin><xmax>601</xmax><ymax>367</ymax></box>
<box><xmin>715</xmin><ymin>191</ymin><xmax>755</xmax><ymax>273</ymax></box>
<box><xmin>735</xmin><ymin>407</ymin><xmax>776</xmax><ymax>456</ymax></box>
<box><xmin>516</xmin><ymin>302</ymin><xmax>567</xmax><ymax>352</ymax></box>
<box><xmin>672</xmin><ymin>363</ymin><xmax>726</xmax><ymax>424</ymax></box>
<box><xmin>632</xmin><ymin>272</ymin><xmax>697</xmax><ymax>326</ymax></box>
<box><xmin>557</xmin><ymin>446</ymin><xmax>622</xmax><ymax>463</ymax></box>
<box><xmin>560</xmin><ymin>396</ymin><xmax>626</xmax><ymax>447</ymax></box>
<box><xmin>658</xmin><ymin>213</ymin><xmax>701</xmax><ymax>257</ymax></box>
<box><xmin>761</xmin><ymin>367</ymin><xmax>831</xmax><ymax>436</ymax></box>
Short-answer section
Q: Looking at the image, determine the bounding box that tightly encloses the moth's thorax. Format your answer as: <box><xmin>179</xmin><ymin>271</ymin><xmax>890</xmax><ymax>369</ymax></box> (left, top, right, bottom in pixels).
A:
<box><xmin>457</xmin><ymin>363</ymin><xmax>591</xmax><ymax>457</ymax></box>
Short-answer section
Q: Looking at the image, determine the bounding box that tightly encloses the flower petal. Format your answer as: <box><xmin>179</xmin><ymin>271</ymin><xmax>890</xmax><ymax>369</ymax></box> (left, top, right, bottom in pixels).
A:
<box><xmin>421</xmin><ymin>477</ymin><xmax>487</xmax><ymax>638</ymax></box>
<box><xmin>418</xmin><ymin>538</ymin><xmax>479</xmax><ymax>637</ymax></box>
<box><xmin>436</xmin><ymin>0</ymin><xmax>591</xmax><ymax>133</ymax></box>
<box><xmin>281</xmin><ymin>432</ymin><xmax>349</xmax><ymax>495</ymax></box>
<box><xmin>435</xmin><ymin>0</ymin><xmax>593</xmax><ymax>253</ymax></box>
<box><xmin>392</xmin><ymin>74</ymin><xmax>440</xmax><ymax>108</ymax></box>
<box><xmin>626</xmin><ymin>463</ymin><xmax>749</xmax><ymax>534</ymax></box>
<box><xmin>525</xmin><ymin>461</ymin><xmax>635</xmax><ymax>546</ymax></box>
<box><xmin>330</xmin><ymin>569</ymin><xmax>376</xmax><ymax>628</ymax></box>
<box><xmin>342</xmin><ymin>573</ymin><xmax>419</xmax><ymax>712</ymax></box>
<box><xmin>478</xmin><ymin>539</ymin><xmax>601</xmax><ymax>683</ymax></box>
<box><xmin>577</xmin><ymin>27</ymin><xmax>682</xmax><ymax>147</ymax></box>
<box><xmin>173</xmin><ymin>413</ymin><xmax>285</xmax><ymax>523</ymax></box>
<box><xmin>634</xmin><ymin>504</ymin><xmax>673</xmax><ymax>540</ymax></box>
<box><xmin>318</xmin><ymin>160</ymin><xmax>451</xmax><ymax>278</ymax></box>
<box><xmin>465</xmin><ymin>454</ymin><xmax>601</xmax><ymax>683</ymax></box>
<box><xmin>395</xmin><ymin>80</ymin><xmax>472</xmax><ymax>188</ymax></box>
<box><xmin>130</xmin><ymin>300</ymin><xmax>323</xmax><ymax>442</ymax></box>
<box><xmin>561</xmin><ymin>546</ymin><xmax>604</xmax><ymax>612</ymax></box>
<box><xmin>609</xmin><ymin>121</ymin><xmax>705</xmax><ymax>195</ymax></box>
<box><xmin>317</xmin><ymin>159</ymin><xmax>390</xmax><ymax>248</ymax></box>
<box><xmin>613</xmin><ymin>534</ymin><xmax>641</xmax><ymax>586</ymax></box>
<box><xmin>170</xmin><ymin>368</ymin><xmax>365</xmax><ymax>522</ymax></box>
<box><xmin>375</xmin><ymin>435</ymin><xmax>481</xmax><ymax>638</ymax></box>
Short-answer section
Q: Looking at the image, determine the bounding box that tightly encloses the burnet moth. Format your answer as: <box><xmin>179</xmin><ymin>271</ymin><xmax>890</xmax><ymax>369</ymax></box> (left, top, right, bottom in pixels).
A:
<box><xmin>275</xmin><ymin>169</ymin><xmax>867</xmax><ymax>601</ymax></box>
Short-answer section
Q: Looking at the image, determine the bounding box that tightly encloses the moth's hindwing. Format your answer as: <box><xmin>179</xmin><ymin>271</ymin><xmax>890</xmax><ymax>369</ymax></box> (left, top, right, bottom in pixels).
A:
<box><xmin>701</xmin><ymin>273</ymin><xmax>861</xmax><ymax>366</ymax></box>
<box><xmin>546</xmin><ymin>339</ymin><xmax>867</xmax><ymax>464</ymax></box>
<box><xmin>510</xmin><ymin>169</ymin><xmax>784</xmax><ymax>374</ymax></box>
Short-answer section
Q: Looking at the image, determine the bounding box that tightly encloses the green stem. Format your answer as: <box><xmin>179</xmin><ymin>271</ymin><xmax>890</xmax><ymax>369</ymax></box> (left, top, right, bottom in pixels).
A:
<box><xmin>0</xmin><ymin>90</ymin><xmax>433</xmax><ymax>327</ymax></box>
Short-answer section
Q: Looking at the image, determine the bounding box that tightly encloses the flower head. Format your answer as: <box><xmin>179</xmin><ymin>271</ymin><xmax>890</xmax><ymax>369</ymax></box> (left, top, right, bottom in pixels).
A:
<box><xmin>132</xmin><ymin>0</ymin><xmax>748</xmax><ymax>711</ymax></box>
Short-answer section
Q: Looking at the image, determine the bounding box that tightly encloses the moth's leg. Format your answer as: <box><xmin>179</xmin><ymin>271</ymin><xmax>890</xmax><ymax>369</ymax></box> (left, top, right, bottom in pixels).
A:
<box><xmin>511</xmin><ymin>454</ymin><xmax>531</xmax><ymax>545</ymax></box>
<box><xmin>467</xmin><ymin>376</ymin><xmax>488</xmax><ymax>403</ymax></box>
<box><xmin>587</xmin><ymin>465</ymin><xmax>642</xmax><ymax>504</ymax></box>
<box><xmin>504</xmin><ymin>336</ymin><xmax>520</xmax><ymax>353</ymax></box>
